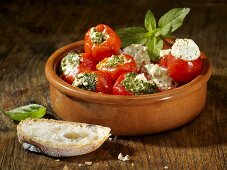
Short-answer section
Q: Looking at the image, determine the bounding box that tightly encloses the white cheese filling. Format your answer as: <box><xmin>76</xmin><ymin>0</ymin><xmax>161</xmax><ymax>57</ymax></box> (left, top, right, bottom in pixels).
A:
<box><xmin>159</xmin><ymin>39</ymin><xmax>201</xmax><ymax>61</ymax></box>
<box><xmin>159</xmin><ymin>49</ymin><xmax>171</xmax><ymax>58</ymax></box>
<box><xmin>135</xmin><ymin>73</ymin><xmax>154</xmax><ymax>85</ymax></box>
<box><xmin>145</xmin><ymin>64</ymin><xmax>173</xmax><ymax>90</ymax></box>
<box><xmin>61</xmin><ymin>52</ymin><xmax>81</xmax><ymax>76</ymax></box>
<box><xmin>123</xmin><ymin>44</ymin><xmax>151</xmax><ymax>70</ymax></box>
<box><xmin>72</xmin><ymin>73</ymin><xmax>88</xmax><ymax>87</ymax></box>
<box><xmin>171</xmin><ymin>38</ymin><xmax>200</xmax><ymax>60</ymax></box>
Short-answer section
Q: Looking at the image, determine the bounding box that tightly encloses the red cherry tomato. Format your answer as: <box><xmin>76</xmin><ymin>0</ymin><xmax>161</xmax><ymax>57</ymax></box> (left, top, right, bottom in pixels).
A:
<box><xmin>159</xmin><ymin>37</ymin><xmax>175</xmax><ymax>68</ymax></box>
<box><xmin>159</xmin><ymin>55</ymin><xmax>169</xmax><ymax>68</ymax></box>
<box><xmin>60</xmin><ymin>53</ymin><xmax>96</xmax><ymax>84</ymax></box>
<box><xmin>112</xmin><ymin>73</ymin><xmax>134</xmax><ymax>95</ymax></box>
<box><xmin>60</xmin><ymin>74</ymin><xmax>75</xmax><ymax>85</ymax></box>
<box><xmin>78</xmin><ymin>53</ymin><xmax>96</xmax><ymax>72</ymax></box>
<box><xmin>73</xmin><ymin>71</ymin><xmax>113</xmax><ymax>94</ymax></box>
<box><xmin>95</xmin><ymin>71</ymin><xmax>113</xmax><ymax>94</ymax></box>
<box><xmin>84</xmin><ymin>24</ymin><xmax>121</xmax><ymax>62</ymax></box>
<box><xmin>96</xmin><ymin>54</ymin><xmax>137</xmax><ymax>81</ymax></box>
<box><xmin>167</xmin><ymin>54</ymin><xmax>203</xmax><ymax>83</ymax></box>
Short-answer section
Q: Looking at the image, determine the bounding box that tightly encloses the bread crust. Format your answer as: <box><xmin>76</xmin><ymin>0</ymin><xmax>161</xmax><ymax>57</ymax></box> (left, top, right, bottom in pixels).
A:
<box><xmin>17</xmin><ymin>118</ymin><xmax>111</xmax><ymax>157</ymax></box>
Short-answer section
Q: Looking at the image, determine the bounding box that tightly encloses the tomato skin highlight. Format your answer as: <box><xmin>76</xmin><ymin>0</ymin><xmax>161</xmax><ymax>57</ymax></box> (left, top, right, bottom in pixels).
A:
<box><xmin>167</xmin><ymin>54</ymin><xmax>203</xmax><ymax>83</ymax></box>
<box><xmin>95</xmin><ymin>71</ymin><xmax>113</xmax><ymax>94</ymax></box>
<box><xmin>60</xmin><ymin>74</ymin><xmax>75</xmax><ymax>85</ymax></box>
<box><xmin>84</xmin><ymin>24</ymin><xmax>121</xmax><ymax>62</ymax></box>
<box><xmin>112</xmin><ymin>73</ymin><xmax>134</xmax><ymax>95</ymax></box>
<box><xmin>96</xmin><ymin>54</ymin><xmax>137</xmax><ymax>81</ymax></box>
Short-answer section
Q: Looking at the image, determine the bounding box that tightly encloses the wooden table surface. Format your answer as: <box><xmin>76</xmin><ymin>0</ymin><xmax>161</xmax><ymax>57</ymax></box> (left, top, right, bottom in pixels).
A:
<box><xmin>0</xmin><ymin>0</ymin><xmax>226</xmax><ymax>169</ymax></box>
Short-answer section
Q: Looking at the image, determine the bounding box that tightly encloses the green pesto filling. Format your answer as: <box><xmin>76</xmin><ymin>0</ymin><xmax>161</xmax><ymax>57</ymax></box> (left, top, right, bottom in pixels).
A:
<box><xmin>73</xmin><ymin>73</ymin><xmax>96</xmax><ymax>91</ymax></box>
<box><xmin>60</xmin><ymin>52</ymin><xmax>81</xmax><ymax>73</ymax></box>
<box><xmin>105</xmin><ymin>55</ymin><xmax>125</xmax><ymax>67</ymax></box>
<box><xmin>90</xmin><ymin>27</ymin><xmax>106</xmax><ymax>44</ymax></box>
<box><xmin>120</xmin><ymin>73</ymin><xmax>157</xmax><ymax>95</ymax></box>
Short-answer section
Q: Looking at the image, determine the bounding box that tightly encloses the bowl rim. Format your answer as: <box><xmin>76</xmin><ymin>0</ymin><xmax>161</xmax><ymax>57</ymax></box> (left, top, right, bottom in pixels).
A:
<box><xmin>45</xmin><ymin>40</ymin><xmax>212</xmax><ymax>105</ymax></box>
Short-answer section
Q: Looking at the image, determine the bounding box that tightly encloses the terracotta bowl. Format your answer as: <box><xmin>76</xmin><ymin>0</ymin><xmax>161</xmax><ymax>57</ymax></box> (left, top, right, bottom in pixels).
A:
<box><xmin>45</xmin><ymin>40</ymin><xmax>212</xmax><ymax>136</ymax></box>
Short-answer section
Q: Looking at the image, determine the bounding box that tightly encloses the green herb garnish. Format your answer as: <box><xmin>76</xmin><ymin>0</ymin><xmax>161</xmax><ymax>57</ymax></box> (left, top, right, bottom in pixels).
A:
<box><xmin>1</xmin><ymin>104</ymin><xmax>46</xmax><ymax>121</ymax></box>
<box><xmin>73</xmin><ymin>73</ymin><xmax>96</xmax><ymax>91</ymax></box>
<box><xmin>90</xmin><ymin>27</ymin><xmax>107</xmax><ymax>44</ymax></box>
<box><xmin>117</xmin><ymin>8</ymin><xmax>190</xmax><ymax>61</ymax></box>
<box><xmin>121</xmin><ymin>73</ymin><xmax>157</xmax><ymax>95</ymax></box>
<box><xmin>105</xmin><ymin>55</ymin><xmax>125</xmax><ymax>67</ymax></box>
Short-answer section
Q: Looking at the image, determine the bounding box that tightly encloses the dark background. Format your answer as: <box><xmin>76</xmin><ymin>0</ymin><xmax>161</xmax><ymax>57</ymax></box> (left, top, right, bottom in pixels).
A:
<box><xmin>0</xmin><ymin>0</ymin><xmax>226</xmax><ymax>169</ymax></box>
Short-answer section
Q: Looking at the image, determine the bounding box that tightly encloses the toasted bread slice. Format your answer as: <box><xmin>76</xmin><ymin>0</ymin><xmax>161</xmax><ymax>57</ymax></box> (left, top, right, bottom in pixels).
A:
<box><xmin>17</xmin><ymin>118</ymin><xmax>111</xmax><ymax>157</ymax></box>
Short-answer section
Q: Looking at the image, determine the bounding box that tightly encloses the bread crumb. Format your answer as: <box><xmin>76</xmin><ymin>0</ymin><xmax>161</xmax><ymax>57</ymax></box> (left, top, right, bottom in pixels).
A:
<box><xmin>85</xmin><ymin>161</ymin><xmax>92</xmax><ymax>166</ymax></box>
<box><xmin>132</xmin><ymin>163</ymin><xmax>134</xmax><ymax>166</ymax></box>
<box><xmin>63</xmin><ymin>165</ymin><xmax>71</xmax><ymax>170</ymax></box>
<box><xmin>78</xmin><ymin>164</ymin><xmax>83</xmax><ymax>167</ymax></box>
<box><xmin>118</xmin><ymin>153</ymin><xmax>129</xmax><ymax>161</ymax></box>
<box><xmin>164</xmin><ymin>166</ymin><xmax>169</xmax><ymax>169</ymax></box>
<box><xmin>55</xmin><ymin>159</ymin><xmax>60</xmax><ymax>162</ymax></box>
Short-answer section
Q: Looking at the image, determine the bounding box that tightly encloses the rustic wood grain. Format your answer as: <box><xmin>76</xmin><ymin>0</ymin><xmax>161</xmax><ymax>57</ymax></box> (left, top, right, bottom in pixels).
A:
<box><xmin>0</xmin><ymin>0</ymin><xmax>226</xmax><ymax>169</ymax></box>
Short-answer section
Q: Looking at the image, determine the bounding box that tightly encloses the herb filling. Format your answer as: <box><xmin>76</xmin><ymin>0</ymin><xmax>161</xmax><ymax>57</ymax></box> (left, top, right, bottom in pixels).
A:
<box><xmin>90</xmin><ymin>27</ymin><xmax>108</xmax><ymax>44</ymax></box>
<box><xmin>72</xmin><ymin>73</ymin><xmax>96</xmax><ymax>91</ymax></box>
<box><xmin>105</xmin><ymin>55</ymin><xmax>125</xmax><ymax>67</ymax></box>
<box><xmin>120</xmin><ymin>73</ymin><xmax>157</xmax><ymax>95</ymax></box>
<box><xmin>60</xmin><ymin>52</ymin><xmax>81</xmax><ymax>75</ymax></box>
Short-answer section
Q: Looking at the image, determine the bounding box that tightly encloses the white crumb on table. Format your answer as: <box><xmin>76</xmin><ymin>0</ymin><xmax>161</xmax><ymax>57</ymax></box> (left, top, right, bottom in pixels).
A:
<box><xmin>164</xmin><ymin>165</ymin><xmax>169</xmax><ymax>169</ymax></box>
<box><xmin>85</xmin><ymin>161</ymin><xmax>92</xmax><ymax>166</ymax></box>
<box><xmin>118</xmin><ymin>153</ymin><xmax>129</xmax><ymax>161</ymax></box>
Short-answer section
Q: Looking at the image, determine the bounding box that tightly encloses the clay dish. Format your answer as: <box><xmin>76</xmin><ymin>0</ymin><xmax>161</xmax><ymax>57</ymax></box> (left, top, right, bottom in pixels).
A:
<box><xmin>45</xmin><ymin>40</ymin><xmax>212</xmax><ymax>136</ymax></box>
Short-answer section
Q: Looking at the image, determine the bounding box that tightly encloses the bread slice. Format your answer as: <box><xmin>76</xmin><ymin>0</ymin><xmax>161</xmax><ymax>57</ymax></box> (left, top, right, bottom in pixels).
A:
<box><xmin>17</xmin><ymin>118</ymin><xmax>111</xmax><ymax>157</ymax></box>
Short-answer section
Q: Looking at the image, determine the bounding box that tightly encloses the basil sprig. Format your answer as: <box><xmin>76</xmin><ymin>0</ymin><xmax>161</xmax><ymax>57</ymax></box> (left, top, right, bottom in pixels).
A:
<box><xmin>117</xmin><ymin>8</ymin><xmax>190</xmax><ymax>61</ymax></box>
<box><xmin>1</xmin><ymin>104</ymin><xmax>46</xmax><ymax>121</ymax></box>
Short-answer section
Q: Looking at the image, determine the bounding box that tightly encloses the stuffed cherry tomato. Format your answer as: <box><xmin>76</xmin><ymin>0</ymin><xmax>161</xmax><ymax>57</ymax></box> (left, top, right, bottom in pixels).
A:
<box><xmin>84</xmin><ymin>24</ymin><xmax>121</xmax><ymax>62</ymax></box>
<box><xmin>167</xmin><ymin>54</ymin><xmax>203</xmax><ymax>83</ymax></box>
<box><xmin>59</xmin><ymin>52</ymin><xmax>96</xmax><ymax>84</ymax></box>
<box><xmin>96</xmin><ymin>54</ymin><xmax>137</xmax><ymax>81</ymax></box>
<box><xmin>159</xmin><ymin>39</ymin><xmax>203</xmax><ymax>83</ymax></box>
<box><xmin>72</xmin><ymin>71</ymin><xmax>113</xmax><ymax>94</ymax></box>
<box><xmin>113</xmin><ymin>72</ymin><xmax>157</xmax><ymax>95</ymax></box>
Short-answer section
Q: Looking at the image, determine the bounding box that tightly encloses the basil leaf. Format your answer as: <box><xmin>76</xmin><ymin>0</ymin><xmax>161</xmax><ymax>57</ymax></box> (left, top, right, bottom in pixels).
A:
<box><xmin>144</xmin><ymin>10</ymin><xmax>156</xmax><ymax>32</ymax></box>
<box><xmin>158</xmin><ymin>8</ymin><xmax>190</xmax><ymax>35</ymax></box>
<box><xmin>153</xmin><ymin>28</ymin><xmax>162</xmax><ymax>37</ymax></box>
<box><xmin>5</xmin><ymin>104</ymin><xmax>46</xmax><ymax>121</ymax></box>
<box><xmin>116</xmin><ymin>27</ymin><xmax>147</xmax><ymax>47</ymax></box>
<box><xmin>145</xmin><ymin>37</ymin><xmax>163</xmax><ymax>61</ymax></box>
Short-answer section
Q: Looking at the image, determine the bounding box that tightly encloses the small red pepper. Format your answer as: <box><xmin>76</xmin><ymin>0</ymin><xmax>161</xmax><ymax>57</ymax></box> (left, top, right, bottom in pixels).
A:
<box><xmin>84</xmin><ymin>24</ymin><xmax>121</xmax><ymax>62</ymax></box>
